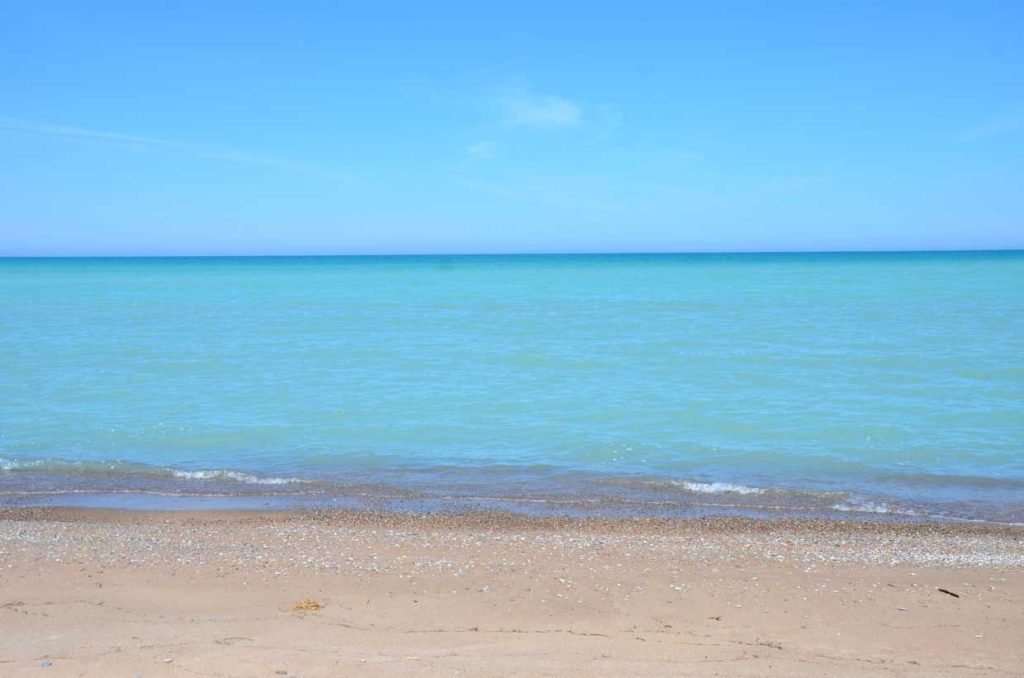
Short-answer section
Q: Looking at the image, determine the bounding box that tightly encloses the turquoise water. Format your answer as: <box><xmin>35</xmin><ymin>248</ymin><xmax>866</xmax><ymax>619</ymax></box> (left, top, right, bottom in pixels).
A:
<box><xmin>2</xmin><ymin>252</ymin><xmax>1022</xmax><ymax>521</ymax></box>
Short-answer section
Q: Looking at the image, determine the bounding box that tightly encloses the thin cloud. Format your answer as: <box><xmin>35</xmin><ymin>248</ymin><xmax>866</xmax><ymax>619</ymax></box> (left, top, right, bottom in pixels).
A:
<box><xmin>467</xmin><ymin>140</ymin><xmax>498</xmax><ymax>159</ymax></box>
<box><xmin>500</xmin><ymin>89</ymin><xmax>582</xmax><ymax>127</ymax></box>
<box><xmin>0</xmin><ymin>115</ymin><xmax>345</xmax><ymax>181</ymax></box>
<box><xmin>193</xmin><ymin>149</ymin><xmax>346</xmax><ymax>181</ymax></box>
<box><xmin>454</xmin><ymin>177</ymin><xmax>521</xmax><ymax>198</ymax></box>
<box><xmin>0</xmin><ymin>116</ymin><xmax>171</xmax><ymax>148</ymax></box>
<box><xmin>964</xmin><ymin>104</ymin><xmax>1024</xmax><ymax>140</ymax></box>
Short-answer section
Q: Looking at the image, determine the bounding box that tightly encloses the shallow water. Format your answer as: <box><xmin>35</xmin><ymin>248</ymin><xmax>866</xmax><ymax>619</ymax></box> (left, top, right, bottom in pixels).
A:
<box><xmin>2</xmin><ymin>252</ymin><xmax>1022</xmax><ymax>522</ymax></box>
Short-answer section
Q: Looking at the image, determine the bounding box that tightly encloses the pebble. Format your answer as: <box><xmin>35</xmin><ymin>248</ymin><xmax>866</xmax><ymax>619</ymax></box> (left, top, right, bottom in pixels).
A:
<box><xmin>0</xmin><ymin>510</ymin><xmax>1021</xmax><ymax>581</ymax></box>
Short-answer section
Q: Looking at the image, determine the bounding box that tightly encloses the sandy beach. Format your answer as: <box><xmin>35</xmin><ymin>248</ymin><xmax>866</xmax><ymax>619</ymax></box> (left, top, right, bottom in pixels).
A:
<box><xmin>0</xmin><ymin>509</ymin><xmax>1021</xmax><ymax>676</ymax></box>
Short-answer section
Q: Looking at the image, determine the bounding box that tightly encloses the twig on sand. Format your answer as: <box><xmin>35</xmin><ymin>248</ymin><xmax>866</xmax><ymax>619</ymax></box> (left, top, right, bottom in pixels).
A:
<box><xmin>293</xmin><ymin>599</ymin><xmax>324</xmax><ymax>612</ymax></box>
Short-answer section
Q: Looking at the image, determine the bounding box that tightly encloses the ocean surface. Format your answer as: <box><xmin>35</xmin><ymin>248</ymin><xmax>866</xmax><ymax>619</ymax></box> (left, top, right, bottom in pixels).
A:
<box><xmin>1</xmin><ymin>252</ymin><xmax>1022</xmax><ymax>522</ymax></box>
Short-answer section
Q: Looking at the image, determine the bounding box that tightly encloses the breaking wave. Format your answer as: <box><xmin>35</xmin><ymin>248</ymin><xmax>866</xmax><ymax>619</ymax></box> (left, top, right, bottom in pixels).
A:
<box><xmin>1</xmin><ymin>458</ymin><xmax>308</xmax><ymax>486</ymax></box>
<box><xmin>670</xmin><ymin>480</ymin><xmax>767</xmax><ymax>495</ymax></box>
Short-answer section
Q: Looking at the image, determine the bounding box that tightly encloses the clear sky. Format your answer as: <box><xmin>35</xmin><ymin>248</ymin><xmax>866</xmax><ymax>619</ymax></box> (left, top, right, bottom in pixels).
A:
<box><xmin>1</xmin><ymin>1</ymin><xmax>1022</xmax><ymax>255</ymax></box>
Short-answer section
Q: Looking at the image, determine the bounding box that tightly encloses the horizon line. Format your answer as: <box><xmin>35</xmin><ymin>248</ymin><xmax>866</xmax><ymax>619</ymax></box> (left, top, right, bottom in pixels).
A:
<box><xmin>1</xmin><ymin>246</ymin><xmax>1023</xmax><ymax>260</ymax></box>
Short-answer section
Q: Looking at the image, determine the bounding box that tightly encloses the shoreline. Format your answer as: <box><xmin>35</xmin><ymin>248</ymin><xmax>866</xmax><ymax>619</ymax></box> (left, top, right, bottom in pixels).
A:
<box><xmin>7</xmin><ymin>453</ymin><xmax>1024</xmax><ymax>525</ymax></box>
<box><xmin>5</xmin><ymin>495</ymin><xmax>1024</xmax><ymax>527</ymax></box>
<box><xmin>6</xmin><ymin>478</ymin><xmax>1024</xmax><ymax>525</ymax></box>
<box><xmin>4</xmin><ymin>507</ymin><xmax>1024</xmax><ymax>569</ymax></box>
<box><xmin>5</xmin><ymin>505</ymin><xmax>1024</xmax><ymax>537</ymax></box>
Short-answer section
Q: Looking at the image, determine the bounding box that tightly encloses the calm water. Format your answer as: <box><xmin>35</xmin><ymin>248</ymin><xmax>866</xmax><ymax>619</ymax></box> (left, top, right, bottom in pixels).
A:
<box><xmin>2</xmin><ymin>252</ymin><xmax>1022</xmax><ymax>522</ymax></box>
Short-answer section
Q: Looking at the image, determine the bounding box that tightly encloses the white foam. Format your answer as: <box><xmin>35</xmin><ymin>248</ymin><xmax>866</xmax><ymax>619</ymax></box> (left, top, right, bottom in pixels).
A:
<box><xmin>1</xmin><ymin>458</ymin><xmax>310</xmax><ymax>485</ymax></box>
<box><xmin>170</xmin><ymin>469</ymin><xmax>308</xmax><ymax>485</ymax></box>
<box><xmin>1</xmin><ymin>459</ymin><xmax>43</xmax><ymax>471</ymax></box>
<box><xmin>831</xmin><ymin>499</ymin><xmax>920</xmax><ymax>517</ymax></box>
<box><xmin>833</xmin><ymin>500</ymin><xmax>890</xmax><ymax>514</ymax></box>
<box><xmin>672</xmin><ymin>480</ymin><xmax>766</xmax><ymax>495</ymax></box>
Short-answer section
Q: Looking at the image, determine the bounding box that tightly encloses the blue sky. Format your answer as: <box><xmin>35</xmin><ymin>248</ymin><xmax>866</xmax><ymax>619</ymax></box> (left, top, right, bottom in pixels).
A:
<box><xmin>1</xmin><ymin>1</ymin><xmax>1022</xmax><ymax>255</ymax></box>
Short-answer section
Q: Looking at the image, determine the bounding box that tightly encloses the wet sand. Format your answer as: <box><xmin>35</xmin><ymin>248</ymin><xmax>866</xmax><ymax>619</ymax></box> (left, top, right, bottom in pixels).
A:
<box><xmin>1</xmin><ymin>508</ymin><xmax>1022</xmax><ymax>676</ymax></box>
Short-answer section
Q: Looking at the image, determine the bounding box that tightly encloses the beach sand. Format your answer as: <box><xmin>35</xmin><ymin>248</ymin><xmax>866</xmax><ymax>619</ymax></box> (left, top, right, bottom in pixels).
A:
<box><xmin>1</xmin><ymin>509</ymin><xmax>1022</xmax><ymax>676</ymax></box>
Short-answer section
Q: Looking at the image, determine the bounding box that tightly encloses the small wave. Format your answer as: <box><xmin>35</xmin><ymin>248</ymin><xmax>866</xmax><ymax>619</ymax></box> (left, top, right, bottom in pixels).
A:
<box><xmin>670</xmin><ymin>480</ymin><xmax>767</xmax><ymax>495</ymax></box>
<box><xmin>833</xmin><ymin>500</ymin><xmax>890</xmax><ymax>514</ymax></box>
<box><xmin>1</xmin><ymin>458</ymin><xmax>137</xmax><ymax>473</ymax></box>
<box><xmin>1</xmin><ymin>457</ymin><xmax>308</xmax><ymax>486</ymax></box>
<box><xmin>832</xmin><ymin>499</ymin><xmax>919</xmax><ymax>517</ymax></box>
<box><xmin>170</xmin><ymin>470</ymin><xmax>308</xmax><ymax>486</ymax></box>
